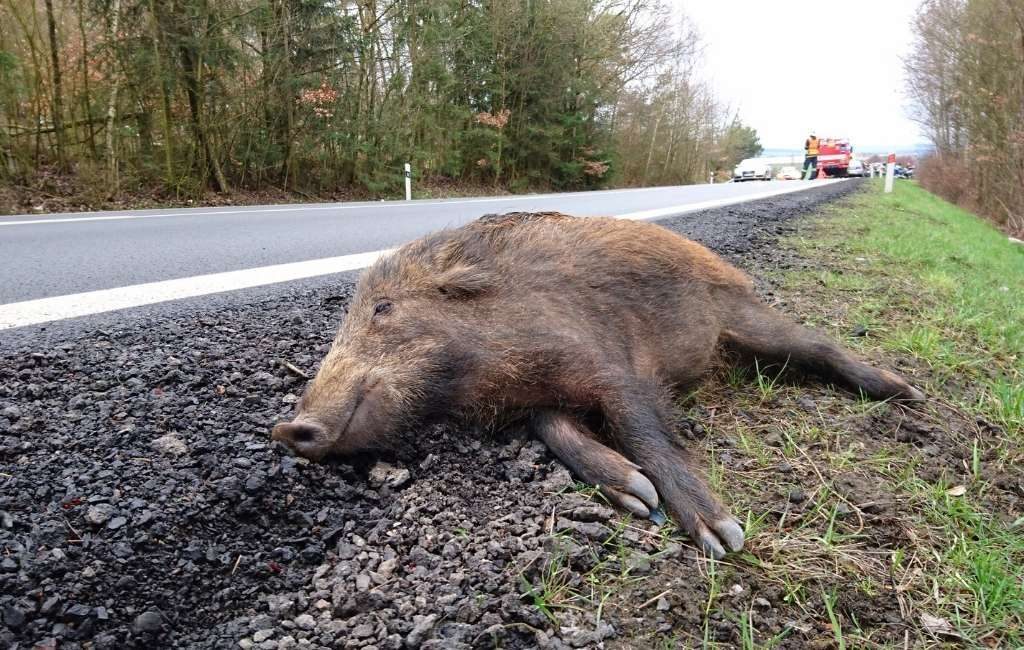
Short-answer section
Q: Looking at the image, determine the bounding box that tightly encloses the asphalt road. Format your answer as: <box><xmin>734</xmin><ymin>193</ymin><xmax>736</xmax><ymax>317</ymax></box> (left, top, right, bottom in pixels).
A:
<box><xmin>0</xmin><ymin>180</ymin><xmax>843</xmax><ymax>337</ymax></box>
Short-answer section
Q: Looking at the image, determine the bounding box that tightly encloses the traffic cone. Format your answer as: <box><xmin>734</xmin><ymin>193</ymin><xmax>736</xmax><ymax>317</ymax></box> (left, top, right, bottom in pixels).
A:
<box><xmin>817</xmin><ymin>162</ymin><xmax>828</xmax><ymax>180</ymax></box>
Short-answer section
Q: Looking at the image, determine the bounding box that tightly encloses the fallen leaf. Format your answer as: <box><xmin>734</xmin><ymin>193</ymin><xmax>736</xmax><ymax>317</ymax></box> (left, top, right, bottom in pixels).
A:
<box><xmin>946</xmin><ymin>485</ymin><xmax>967</xmax><ymax>497</ymax></box>
<box><xmin>920</xmin><ymin>612</ymin><xmax>961</xmax><ymax>638</ymax></box>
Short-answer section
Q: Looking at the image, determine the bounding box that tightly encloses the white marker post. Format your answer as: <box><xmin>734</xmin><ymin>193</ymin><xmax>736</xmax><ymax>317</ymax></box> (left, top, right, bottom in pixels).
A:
<box><xmin>884</xmin><ymin>153</ymin><xmax>895</xmax><ymax>193</ymax></box>
<box><xmin>404</xmin><ymin>163</ymin><xmax>412</xmax><ymax>201</ymax></box>
<box><xmin>709</xmin><ymin>172</ymin><xmax>714</xmax><ymax>184</ymax></box>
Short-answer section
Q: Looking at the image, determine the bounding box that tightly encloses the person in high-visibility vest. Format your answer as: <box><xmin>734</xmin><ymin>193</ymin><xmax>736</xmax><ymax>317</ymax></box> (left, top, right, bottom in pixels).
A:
<box><xmin>804</xmin><ymin>133</ymin><xmax>820</xmax><ymax>179</ymax></box>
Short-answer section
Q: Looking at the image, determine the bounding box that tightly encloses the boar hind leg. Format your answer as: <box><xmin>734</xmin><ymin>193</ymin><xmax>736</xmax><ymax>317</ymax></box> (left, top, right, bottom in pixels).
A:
<box><xmin>722</xmin><ymin>300</ymin><xmax>925</xmax><ymax>401</ymax></box>
<box><xmin>532</xmin><ymin>410</ymin><xmax>660</xmax><ymax>519</ymax></box>
<box><xmin>606</xmin><ymin>385</ymin><xmax>745</xmax><ymax>559</ymax></box>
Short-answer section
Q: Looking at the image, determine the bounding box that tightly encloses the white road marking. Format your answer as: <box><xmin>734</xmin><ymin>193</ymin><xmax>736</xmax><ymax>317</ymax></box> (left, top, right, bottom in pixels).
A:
<box><xmin>615</xmin><ymin>179</ymin><xmax>843</xmax><ymax>220</ymax></box>
<box><xmin>0</xmin><ymin>250</ymin><xmax>392</xmax><ymax>330</ymax></box>
<box><xmin>0</xmin><ymin>179</ymin><xmax>844</xmax><ymax>330</ymax></box>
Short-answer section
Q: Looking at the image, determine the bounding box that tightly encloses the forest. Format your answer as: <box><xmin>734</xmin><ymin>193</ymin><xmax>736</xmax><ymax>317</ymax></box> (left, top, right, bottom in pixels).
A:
<box><xmin>907</xmin><ymin>0</ymin><xmax>1024</xmax><ymax>235</ymax></box>
<box><xmin>0</xmin><ymin>0</ymin><xmax>762</xmax><ymax>210</ymax></box>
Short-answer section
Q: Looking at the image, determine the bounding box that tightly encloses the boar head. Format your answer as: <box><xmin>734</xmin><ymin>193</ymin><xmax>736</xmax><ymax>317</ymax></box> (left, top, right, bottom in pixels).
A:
<box><xmin>271</xmin><ymin>237</ymin><xmax>495</xmax><ymax>460</ymax></box>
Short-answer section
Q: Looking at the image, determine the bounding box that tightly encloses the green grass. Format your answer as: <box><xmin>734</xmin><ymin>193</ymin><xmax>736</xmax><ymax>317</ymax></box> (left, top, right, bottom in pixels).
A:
<box><xmin>917</xmin><ymin>484</ymin><xmax>1024</xmax><ymax>642</ymax></box>
<box><xmin>753</xmin><ymin>358</ymin><xmax>789</xmax><ymax>404</ymax></box>
<box><xmin>518</xmin><ymin>547</ymin><xmax>579</xmax><ymax>624</ymax></box>
<box><xmin>823</xmin><ymin>588</ymin><xmax>847</xmax><ymax>650</ymax></box>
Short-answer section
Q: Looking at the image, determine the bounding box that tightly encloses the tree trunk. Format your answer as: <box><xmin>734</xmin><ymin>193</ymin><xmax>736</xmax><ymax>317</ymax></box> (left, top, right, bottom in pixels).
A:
<box><xmin>179</xmin><ymin>42</ymin><xmax>228</xmax><ymax>193</ymax></box>
<box><xmin>643</xmin><ymin>109</ymin><xmax>663</xmax><ymax>184</ymax></box>
<box><xmin>78</xmin><ymin>0</ymin><xmax>97</xmax><ymax>157</ymax></box>
<box><xmin>148</xmin><ymin>0</ymin><xmax>175</xmax><ymax>186</ymax></box>
<box><xmin>44</xmin><ymin>0</ymin><xmax>65</xmax><ymax>168</ymax></box>
<box><xmin>105</xmin><ymin>0</ymin><xmax>122</xmax><ymax>192</ymax></box>
<box><xmin>279</xmin><ymin>0</ymin><xmax>294</xmax><ymax>188</ymax></box>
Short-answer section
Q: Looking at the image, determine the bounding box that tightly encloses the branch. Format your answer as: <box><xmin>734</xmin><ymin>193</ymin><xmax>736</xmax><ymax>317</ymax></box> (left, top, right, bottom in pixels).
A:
<box><xmin>3</xmin><ymin>112</ymin><xmax>144</xmax><ymax>136</ymax></box>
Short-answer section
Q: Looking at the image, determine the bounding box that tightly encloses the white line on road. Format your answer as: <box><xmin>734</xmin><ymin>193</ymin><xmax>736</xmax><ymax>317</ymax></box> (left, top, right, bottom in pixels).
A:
<box><xmin>0</xmin><ymin>180</ymin><xmax>844</xmax><ymax>330</ymax></box>
<box><xmin>0</xmin><ymin>250</ymin><xmax>392</xmax><ymax>331</ymax></box>
<box><xmin>612</xmin><ymin>180</ymin><xmax>839</xmax><ymax>220</ymax></box>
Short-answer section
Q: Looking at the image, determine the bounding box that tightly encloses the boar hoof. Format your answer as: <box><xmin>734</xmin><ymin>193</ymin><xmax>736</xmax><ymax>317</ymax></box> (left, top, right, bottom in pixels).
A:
<box><xmin>903</xmin><ymin>386</ymin><xmax>926</xmax><ymax>402</ymax></box>
<box><xmin>648</xmin><ymin>507</ymin><xmax>668</xmax><ymax>525</ymax></box>
<box><xmin>877</xmin><ymin>369</ymin><xmax>926</xmax><ymax>402</ymax></box>
<box><xmin>599</xmin><ymin>470</ymin><xmax>659</xmax><ymax>519</ymax></box>
<box><xmin>695</xmin><ymin>517</ymin><xmax>745</xmax><ymax>559</ymax></box>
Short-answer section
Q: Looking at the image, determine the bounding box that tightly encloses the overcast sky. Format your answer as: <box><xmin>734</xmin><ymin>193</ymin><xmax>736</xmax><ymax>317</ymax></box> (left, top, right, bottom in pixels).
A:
<box><xmin>679</xmin><ymin>0</ymin><xmax>926</xmax><ymax>151</ymax></box>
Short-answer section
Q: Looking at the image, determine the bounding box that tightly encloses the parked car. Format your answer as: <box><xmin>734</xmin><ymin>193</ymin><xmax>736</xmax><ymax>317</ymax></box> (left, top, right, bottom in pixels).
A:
<box><xmin>733</xmin><ymin>158</ymin><xmax>772</xmax><ymax>181</ymax></box>
<box><xmin>775</xmin><ymin>165</ymin><xmax>802</xmax><ymax>180</ymax></box>
<box><xmin>846</xmin><ymin>159</ymin><xmax>866</xmax><ymax>177</ymax></box>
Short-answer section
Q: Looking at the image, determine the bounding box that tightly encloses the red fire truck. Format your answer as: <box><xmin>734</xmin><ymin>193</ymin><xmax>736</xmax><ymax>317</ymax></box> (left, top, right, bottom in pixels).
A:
<box><xmin>816</xmin><ymin>138</ymin><xmax>853</xmax><ymax>177</ymax></box>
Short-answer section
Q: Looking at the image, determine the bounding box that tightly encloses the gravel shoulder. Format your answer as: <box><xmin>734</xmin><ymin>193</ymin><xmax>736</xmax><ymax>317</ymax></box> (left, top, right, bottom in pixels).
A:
<box><xmin>2</xmin><ymin>181</ymin><xmax>871</xmax><ymax>649</ymax></box>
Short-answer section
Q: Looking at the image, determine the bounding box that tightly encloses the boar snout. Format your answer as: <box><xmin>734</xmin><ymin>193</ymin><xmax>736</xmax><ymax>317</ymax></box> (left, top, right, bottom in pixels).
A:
<box><xmin>271</xmin><ymin>420</ymin><xmax>329</xmax><ymax>460</ymax></box>
<box><xmin>272</xmin><ymin>371</ymin><xmax>392</xmax><ymax>459</ymax></box>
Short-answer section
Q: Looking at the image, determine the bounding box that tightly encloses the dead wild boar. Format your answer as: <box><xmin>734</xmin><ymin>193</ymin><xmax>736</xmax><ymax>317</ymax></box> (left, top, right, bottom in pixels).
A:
<box><xmin>272</xmin><ymin>211</ymin><xmax>923</xmax><ymax>558</ymax></box>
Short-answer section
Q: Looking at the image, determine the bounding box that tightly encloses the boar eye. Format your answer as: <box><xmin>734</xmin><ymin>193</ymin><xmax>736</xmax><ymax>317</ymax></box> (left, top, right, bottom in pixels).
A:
<box><xmin>373</xmin><ymin>300</ymin><xmax>393</xmax><ymax>317</ymax></box>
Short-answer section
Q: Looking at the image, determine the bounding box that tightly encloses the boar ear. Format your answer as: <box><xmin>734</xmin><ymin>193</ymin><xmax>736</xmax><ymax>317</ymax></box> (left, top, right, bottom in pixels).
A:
<box><xmin>436</xmin><ymin>265</ymin><xmax>496</xmax><ymax>299</ymax></box>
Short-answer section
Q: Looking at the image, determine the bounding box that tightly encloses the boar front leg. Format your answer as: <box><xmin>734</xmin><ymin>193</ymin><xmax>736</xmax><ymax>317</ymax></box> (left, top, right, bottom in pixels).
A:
<box><xmin>603</xmin><ymin>380</ymin><xmax>745</xmax><ymax>559</ymax></box>
<box><xmin>532</xmin><ymin>409</ymin><xmax>660</xmax><ymax>519</ymax></box>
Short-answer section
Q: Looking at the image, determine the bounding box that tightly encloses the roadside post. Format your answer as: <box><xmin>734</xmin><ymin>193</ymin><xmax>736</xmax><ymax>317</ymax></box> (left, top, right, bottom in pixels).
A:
<box><xmin>404</xmin><ymin>163</ymin><xmax>412</xmax><ymax>201</ymax></box>
<box><xmin>884</xmin><ymin>153</ymin><xmax>895</xmax><ymax>193</ymax></box>
<box><xmin>709</xmin><ymin>172</ymin><xmax>714</xmax><ymax>184</ymax></box>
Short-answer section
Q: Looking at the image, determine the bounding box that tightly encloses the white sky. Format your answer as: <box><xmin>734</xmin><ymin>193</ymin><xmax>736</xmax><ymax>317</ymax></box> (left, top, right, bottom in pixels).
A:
<box><xmin>679</xmin><ymin>0</ymin><xmax>926</xmax><ymax>151</ymax></box>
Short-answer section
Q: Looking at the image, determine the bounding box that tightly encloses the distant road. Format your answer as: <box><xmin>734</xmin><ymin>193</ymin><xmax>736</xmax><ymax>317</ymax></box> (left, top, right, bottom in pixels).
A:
<box><xmin>0</xmin><ymin>180</ymin><xmax>844</xmax><ymax>330</ymax></box>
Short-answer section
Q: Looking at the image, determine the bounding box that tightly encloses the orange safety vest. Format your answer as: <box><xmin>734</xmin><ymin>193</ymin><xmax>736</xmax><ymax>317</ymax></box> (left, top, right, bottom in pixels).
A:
<box><xmin>806</xmin><ymin>137</ymin><xmax>819</xmax><ymax>156</ymax></box>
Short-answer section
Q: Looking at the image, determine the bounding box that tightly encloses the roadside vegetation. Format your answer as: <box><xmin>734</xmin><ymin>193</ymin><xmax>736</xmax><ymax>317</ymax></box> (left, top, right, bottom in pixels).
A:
<box><xmin>0</xmin><ymin>1</ymin><xmax>761</xmax><ymax>214</ymax></box>
<box><xmin>514</xmin><ymin>181</ymin><xmax>1023</xmax><ymax>648</ymax></box>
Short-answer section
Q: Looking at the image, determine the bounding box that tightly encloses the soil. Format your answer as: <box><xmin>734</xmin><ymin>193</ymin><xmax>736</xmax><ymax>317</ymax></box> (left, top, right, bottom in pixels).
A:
<box><xmin>5</xmin><ymin>179</ymin><xmax>1005</xmax><ymax>649</ymax></box>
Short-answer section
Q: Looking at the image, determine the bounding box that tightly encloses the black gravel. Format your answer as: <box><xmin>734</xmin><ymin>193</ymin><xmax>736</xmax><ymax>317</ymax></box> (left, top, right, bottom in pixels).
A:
<box><xmin>0</xmin><ymin>181</ymin><xmax>863</xmax><ymax>649</ymax></box>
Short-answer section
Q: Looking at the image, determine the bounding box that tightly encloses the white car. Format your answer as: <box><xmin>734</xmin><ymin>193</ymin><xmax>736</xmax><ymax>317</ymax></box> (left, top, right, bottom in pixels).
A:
<box><xmin>846</xmin><ymin>159</ymin><xmax>866</xmax><ymax>177</ymax></box>
<box><xmin>733</xmin><ymin>159</ymin><xmax>772</xmax><ymax>181</ymax></box>
<box><xmin>775</xmin><ymin>165</ymin><xmax>802</xmax><ymax>180</ymax></box>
